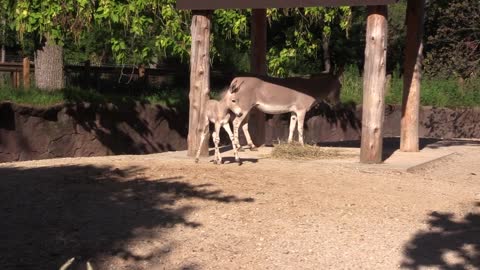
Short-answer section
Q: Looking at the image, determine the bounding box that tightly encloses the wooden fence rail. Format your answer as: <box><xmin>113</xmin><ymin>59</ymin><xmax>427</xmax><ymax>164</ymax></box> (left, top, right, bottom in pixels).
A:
<box><xmin>0</xmin><ymin>61</ymin><xmax>233</xmax><ymax>89</ymax></box>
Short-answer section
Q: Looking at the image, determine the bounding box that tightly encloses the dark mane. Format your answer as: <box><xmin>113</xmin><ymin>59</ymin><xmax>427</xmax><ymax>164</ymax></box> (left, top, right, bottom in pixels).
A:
<box><xmin>218</xmin><ymin>87</ymin><xmax>230</xmax><ymax>100</ymax></box>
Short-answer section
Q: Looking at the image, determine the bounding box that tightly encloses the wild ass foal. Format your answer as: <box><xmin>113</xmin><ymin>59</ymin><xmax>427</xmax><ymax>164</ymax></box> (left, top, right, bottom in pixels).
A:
<box><xmin>228</xmin><ymin>70</ymin><xmax>343</xmax><ymax>150</ymax></box>
<box><xmin>195</xmin><ymin>89</ymin><xmax>243</xmax><ymax>164</ymax></box>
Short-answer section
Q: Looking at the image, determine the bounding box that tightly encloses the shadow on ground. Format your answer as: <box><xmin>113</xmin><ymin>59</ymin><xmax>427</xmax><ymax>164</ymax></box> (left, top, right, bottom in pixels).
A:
<box><xmin>317</xmin><ymin>137</ymin><xmax>480</xmax><ymax>161</ymax></box>
<box><xmin>402</xmin><ymin>203</ymin><xmax>480</xmax><ymax>269</ymax></box>
<box><xmin>0</xmin><ymin>164</ymin><xmax>253</xmax><ymax>269</ymax></box>
<box><xmin>317</xmin><ymin>137</ymin><xmax>441</xmax><ymax>160</ymax></box>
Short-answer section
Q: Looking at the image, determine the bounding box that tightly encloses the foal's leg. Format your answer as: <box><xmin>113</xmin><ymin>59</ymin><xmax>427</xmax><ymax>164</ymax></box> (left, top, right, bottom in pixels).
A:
<box><xmin>195</xmin><ymin>121</ymin><xmax>209</xmax><ymax>163</ymax></box>
<box><xmin>222</xmin><ymin>123</ymin><xmax>241</xmax><ymax>163</ymax></box>
<box><xmin>296</xmin><ymin>111</ymin><xmax>307</xmax><ymax>146</ymax></box>
<box><xmin>212</xmin><ymin>123</ymin><xmax>222</xmax><ymax>164</ymax></box>
<box><xmin>287</xmin><ymin>113</ymin><xmax>297</xmax><ymax>144</ymax></box>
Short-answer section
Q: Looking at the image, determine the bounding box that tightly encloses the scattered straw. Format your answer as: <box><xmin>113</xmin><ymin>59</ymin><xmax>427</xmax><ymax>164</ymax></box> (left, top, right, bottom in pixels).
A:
<box><xmin>270</xmin><ymin>142</ymin><xmax>349</xmax><ymax>160</ymax></box>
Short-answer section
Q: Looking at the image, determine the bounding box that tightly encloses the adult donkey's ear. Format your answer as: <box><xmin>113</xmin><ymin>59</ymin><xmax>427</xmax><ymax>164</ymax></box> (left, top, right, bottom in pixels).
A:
<box><xmin>229</xmin><ymin>79</ymin><xmax>244</xmax><ymax>93</ymax></box>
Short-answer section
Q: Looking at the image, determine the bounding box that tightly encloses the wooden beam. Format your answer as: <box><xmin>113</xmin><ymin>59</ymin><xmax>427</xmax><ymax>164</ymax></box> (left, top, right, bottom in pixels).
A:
<box><xmin>249</xmin><ymin>9</ymin><xmax>267</xmax><ymax>147</ymax></box>
<box><xmin>400</xmin><ymin>0</ymin><xmax>425</xmax><ymax>152</ymax></box>
<box><xmin>23</xmin><ymin>57</ymin><xmax>30</xmax><ymax>89</ymax></box>
<box><xmin>360</xmin><ymin>5</ymin><xmax>388</xmax><ymax>164</ymax></box>
<box><xmin>177</xmin><ymin>0</ymin><xmax>397</xmax><ymax>10</ymax></box>
<box><xmin>187</xmin><ymin>11</ymin><xmax>211</xmax><ymax>157</ymax></box>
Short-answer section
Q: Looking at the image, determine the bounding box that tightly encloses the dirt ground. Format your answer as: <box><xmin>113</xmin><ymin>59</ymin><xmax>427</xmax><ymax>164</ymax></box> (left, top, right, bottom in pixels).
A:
<box><xmin>1</xmin><ymin>141</ymin><xmax>479</xmax><ymax>270</ymax></box>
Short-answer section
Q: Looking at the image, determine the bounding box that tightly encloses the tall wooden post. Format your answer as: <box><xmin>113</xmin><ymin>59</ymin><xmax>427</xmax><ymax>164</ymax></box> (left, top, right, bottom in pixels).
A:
<box><xmin>23</xmin><ymin>57</ymin><xmax>30</xmax><ymax>89</ymax></box>
<box><xmin>249</xmin><ymin>9</ymin><xmax>267</xmax><ymax>147</ymax></box>
<box><xmin>1</xmin><ymin>19</ymin><xmax>5</xmax><ymax>63</ymax></box>
<box><xmin>187</xmin><ymin>11</ymin><xmax>211</xmax><ymax>157</ymax></box>
<box><xmin>401</xmin><ymin>0</ymin><xmax>425</xmax><ymax>152</ymax></box>
<box><xmin>360</xmin><ymin>6</ymin><xmax>388</xmax><ymax>164</ymax></box>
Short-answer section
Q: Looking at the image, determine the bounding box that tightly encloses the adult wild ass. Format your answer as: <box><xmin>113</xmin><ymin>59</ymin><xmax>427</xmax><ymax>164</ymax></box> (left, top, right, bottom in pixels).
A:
<box><xmin>195</xmin><ymin>89</ymin><xmax>244</xmax><ymax>164</ymax></box>
<box><xmin>228</xmin><ymin>69</ymin><xmax>343</xmax><ymax>150</ymax></box>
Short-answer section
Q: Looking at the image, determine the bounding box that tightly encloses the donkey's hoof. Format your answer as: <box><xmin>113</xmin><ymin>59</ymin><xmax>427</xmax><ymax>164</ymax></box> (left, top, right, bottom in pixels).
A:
<box><xmin>195</xmin><ymin>158</ymin><xmax>199</xmax><ymax>163</ymax></box>
<box><xmin>238</xmin><ymin>146</ymin><xmax>246</xmax><ymax>152</ymax></box>
<box><xmin>249</xmin><ymin>146</ymin><xmax>258</xmax><ymax>151</ymax></box>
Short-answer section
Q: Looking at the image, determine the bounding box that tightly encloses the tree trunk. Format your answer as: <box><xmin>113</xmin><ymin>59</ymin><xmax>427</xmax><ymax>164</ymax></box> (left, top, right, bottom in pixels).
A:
<box><xmin>34</xmin><ymin>37</ymin><xmax>64</xmax><ymax>90</ymax></box>
<box><xmin>187</xmin><ymin>11</ymin><xmax>211</xmax><ymax>157</ymax></box>
<box><xmin>250</xmin><ymin>9</ymin><xmax>267</xmax><ymax>147</ymax></box>
<box><xmin>360</xmin><ymin>6</ymin><xmax>388</xmax><ymax>164</ymax></box>
<box><xmin>401</xmin><ymin>0</ymin><xmax>425</xmax><ymax>152</ymax></box>
<box><xmin>322</xmin><ymin>32</ymin><xmax>331</xmax><ymax>73</ymax></box>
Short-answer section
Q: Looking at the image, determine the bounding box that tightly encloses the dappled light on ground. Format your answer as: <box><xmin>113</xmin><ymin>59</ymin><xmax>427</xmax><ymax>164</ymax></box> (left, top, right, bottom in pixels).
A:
<box><xmin>402</xmin><ymin>204</ymin><xmax>480</xmax><ymax>270</ymax></box>
<box><xmin>0</xmin><ymin>164</ymin><xmax>253</xmax><ymax>269</ymax></box>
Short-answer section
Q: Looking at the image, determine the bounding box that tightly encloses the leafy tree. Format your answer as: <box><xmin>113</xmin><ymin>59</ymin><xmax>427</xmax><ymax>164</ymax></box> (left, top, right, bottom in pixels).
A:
<box><xmin>424</xmin><ymin>0</ymin><xmax>480</xmax><ymax>79</ymax></box>
<box><xmin>266</xmin><ymin>7</ymin><xmax>352</xmax><ymax>77</ymax></box>
<box><xmin>11</xmin><ymin>0</ymin><xmax>94</xmax><ymax>90</ymax></box>
<box><xmin>93</xmin><ymin>0</ymin><xmax>191</xmax><ymax>65</ymax></box>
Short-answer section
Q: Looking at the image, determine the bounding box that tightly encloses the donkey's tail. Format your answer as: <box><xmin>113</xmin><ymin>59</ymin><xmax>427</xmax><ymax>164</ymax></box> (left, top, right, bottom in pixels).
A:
<box><xmin>334</xmin><ymin>65</ymin><xmax>345</xmax><ymax>79</ymax></box>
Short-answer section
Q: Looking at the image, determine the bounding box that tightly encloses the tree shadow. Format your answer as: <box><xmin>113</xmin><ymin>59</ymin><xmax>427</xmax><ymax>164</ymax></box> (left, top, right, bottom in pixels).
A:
<box><xmin>265</xmin><ymin>102</ymin><xmax>361</xmax><ymax>146</ymax></box>
<box><xmin>424</xmin><ymin>139</ymin><xmax>480</xmax><ymax>149</ymax></box>
<box><xmin>65</xmin><ymin>102</ymin><xmax>188</xmax><ymax>155</ymax></box>
<box><xmin>216</xmin><ymin>157</ymin><xmax>259</xmax><ymax>165</ymax></box>
<box><xmin>0</xmin><ymin>164</ymin><xmax>253</xmax><ymax>269</ymax></box>
<box><xmin>402</xmin><ymin>203</ymin><xmax>480</xmax><ymax>270</ymax></box>
<box><xmin>306</xmin><ymin>102</ymin><xmax>362</xmax><ymax>132</ymax></box>
<box><xmin>318</xmin><ymin>137</ymin><xmax>445</xmax><ymax>161</ymax></box>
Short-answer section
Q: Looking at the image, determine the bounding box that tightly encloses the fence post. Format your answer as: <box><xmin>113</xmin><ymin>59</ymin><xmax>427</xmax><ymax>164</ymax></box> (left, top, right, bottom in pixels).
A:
<box><xmin>23</xmin><ymin>57</ymin><xmax>30</xmax><ymax>89</ymax></box>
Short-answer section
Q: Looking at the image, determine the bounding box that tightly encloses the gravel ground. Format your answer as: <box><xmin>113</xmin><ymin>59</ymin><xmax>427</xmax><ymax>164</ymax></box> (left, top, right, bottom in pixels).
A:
<box><xmin>0</xmin><ymin>143</ymin><xmax>479</xmax><ymax>270</ymax></box>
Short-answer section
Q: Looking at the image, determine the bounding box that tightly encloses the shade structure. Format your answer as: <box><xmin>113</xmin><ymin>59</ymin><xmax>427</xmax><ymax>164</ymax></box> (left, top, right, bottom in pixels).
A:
<box><xmin>177</xmin><ymin>0</ymin><xmax>397</xmax><ymax>10</ymax></box>
<box><xmin>179</xmin><ymin>0</ymin><xmax>424</xmax><ymax>164</ymax></box>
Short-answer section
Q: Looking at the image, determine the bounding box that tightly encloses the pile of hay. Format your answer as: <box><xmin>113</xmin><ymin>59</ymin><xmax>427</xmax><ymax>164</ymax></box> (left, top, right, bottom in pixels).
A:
<box><xmin>270</xmin><ymin>142</ymin><xmax>345</xmax><ymax>160</ymax></box>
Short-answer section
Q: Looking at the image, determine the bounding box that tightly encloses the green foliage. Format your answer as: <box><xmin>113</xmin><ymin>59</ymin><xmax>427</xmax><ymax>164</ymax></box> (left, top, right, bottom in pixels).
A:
<box><xmin>266</xmin><ymin>7</ymin><xmax>352</xmax><ymax>77</ymax></box>
<box><xmin>340</xmin><ymin>65</ymin><xmax>480</xmax><ymax>108</ymax></box>
<box><xmin>424</xmin><ymin>0</ymin><xmax>480</xmax><ymax>79</ymax></box>
<box><xmin>211</xmin><ymin>9</ymin><xmax>251</xmax><ymax>72</ymax></box>
<box><xmin>63</xmin><ymin>25</ymin><xmax>112</xmax><ymax>64</ymax></box>
<box><xmin>92</xmin><ymin>0</ymin><xmax>193</xmax><ymax>64</ymax></box>
<box><xmin>12</xmin><ymin>0</ymin><xmax>94</xmax><ymax>46</ymax></box>
<box><xmin>339</xmin><ymin>65</ymin><xmax>363</xmax><ymax>104</ymax></box>
<box><xmin>387</xmin><ymin>0</ymin><xmax>407</xmax><ymax>73</ymax></box>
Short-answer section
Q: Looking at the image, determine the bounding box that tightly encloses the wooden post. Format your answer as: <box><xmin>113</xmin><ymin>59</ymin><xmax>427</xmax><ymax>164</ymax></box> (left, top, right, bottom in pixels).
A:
<box><xmin>16</xmin><ymin>71</ymin><xmax>21</xmax><ymax>88</ymax></box>
<box><xmin>138</xmin><ymin>64</ymin><xmax>148</xmax><ymax>89</ymax></box>
<box><xmin>401</xmin><ymin>0</ymin><xmax>425</xmax><ymax>152</ymax></box>
<box><xmin>187</xmin><ymin>11</ymin><xmax>211</xmax><ymax>157</ymax></box>
<box><xmin>23</xmin><ymin>57</ymin><xmax>30</xmax><ymax>89</ymax></box>
<box><xmin>10</xmin><ymin>72</ymin><xmax>15</xmax><ymax>88</ymax></box>
<box><xmin>139</xmin><ymin>64</ymin><xmax>145</xmax><ymax>78</ymax></box>
<box><xmin>11</xmin><ymin>71</ymin><xmax>20</xmax><ymax>88</ymax></box>
<box><xmin>249</xmin><ymin>9</ymin><xmax>267</xmax><ymax>147</ymax></box>
<box><xmin>360</xmin><ymin>5</ymin><xmax>388</xmax><ymax>164</ymax></box>
<box><xmin>1</xmin><ymin>19</ymin><xmax>5</xmax><ymax>63</ymax></box>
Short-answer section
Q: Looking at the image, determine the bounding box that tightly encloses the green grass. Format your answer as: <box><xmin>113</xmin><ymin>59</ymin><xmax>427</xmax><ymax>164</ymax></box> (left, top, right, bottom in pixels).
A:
<box><xmin>1</xmin><ymin>68</ymin><xmax>479</xmax><ymax>108</ymax></box>
<box><xmin>0</xmin><ymin>85</ymin><xmax>190</xmax><ymax>108</ymax></box>
<box><xmin>340</xmin><ymin>65</ymin><xmax>480</xmax><ymax>108</ymax></box>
